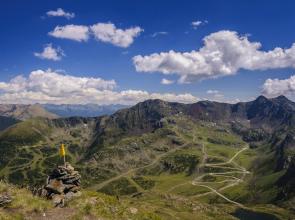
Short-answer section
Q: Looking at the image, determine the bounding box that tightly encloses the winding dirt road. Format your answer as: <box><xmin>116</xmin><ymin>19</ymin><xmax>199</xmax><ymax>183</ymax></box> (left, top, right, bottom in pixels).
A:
<box><xmin>90</xmin><ymin>132</ymin><xmax>250</xmax><ymax>208</ymax></box>
<box><xmin>191</xmin><ymin>143</ymin><xmax>250</xmax><ymax>207</ymax></box>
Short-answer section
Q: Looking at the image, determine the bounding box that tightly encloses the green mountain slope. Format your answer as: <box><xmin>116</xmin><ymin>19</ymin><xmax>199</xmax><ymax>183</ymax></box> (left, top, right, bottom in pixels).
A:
<box><xmin>0</xmin><ymin>96</ymin><xmax>294</xmax><ymax>218</ymax></box>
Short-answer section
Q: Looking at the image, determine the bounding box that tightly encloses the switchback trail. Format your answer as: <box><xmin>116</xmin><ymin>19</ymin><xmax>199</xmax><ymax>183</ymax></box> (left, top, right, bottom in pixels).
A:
<box><xmin>191</xmin><ymin>183</ymin><xmax>244</xmax><ymax>207</ymax></box>
<box><xmin>90</xmin><ymin>132</ymin><xmax>250</xmax><ymax>208</ymax></box>
<box><xmin>191</xmin><ymin>142</ymin><xmax>250</xmax><ymax>207</ymax></box>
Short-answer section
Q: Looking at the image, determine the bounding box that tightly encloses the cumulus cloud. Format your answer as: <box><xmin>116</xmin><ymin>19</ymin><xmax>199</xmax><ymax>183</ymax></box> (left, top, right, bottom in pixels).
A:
<box><xmin>49</xmin><ymin>22</ymin><xmax>143</xmax><ymax>47</ymax></box>
<box><xmin>34</xmin><ymin>44</ymin><xmax>65</xmax><ymax>61</ymax></box>
<box><xmin>90</xmin><ymin>23</ymin><xmax>143</xmax><ymax>47</ymax></box>
<box><xmin>46</xmin><ymin>8</ymin><xmax>75</xmax><ymax>19</ymax></box>
<box><xmin>133</xmin><ymin>30</ymin><xmax>295</xmax><ymax>83</ymax></box>
<box><xmin>262</xmin><ymin>75</ymin><xmax>295</xmax><ymax>97</ymax></box>
<box><xmin>49</xmin><ymin>25</ymin><xmax>90</xmax><ymax>42</ymax></box>
<box><xmin>161</xmin><ymin>78</ymin><xmax>174</xmax><ymax>85</ymax></box>
<box><xmin>0</xmin><ymin>70</ymin><xmax>198</xmax><ymax>105</ymax></box>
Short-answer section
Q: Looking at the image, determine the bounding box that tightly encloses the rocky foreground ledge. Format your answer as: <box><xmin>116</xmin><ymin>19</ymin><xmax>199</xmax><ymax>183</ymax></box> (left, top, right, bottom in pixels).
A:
<box><xmin>34</xmin><ymin>163</ymin><xmax>81</xmax><ymax>207</ymax></box>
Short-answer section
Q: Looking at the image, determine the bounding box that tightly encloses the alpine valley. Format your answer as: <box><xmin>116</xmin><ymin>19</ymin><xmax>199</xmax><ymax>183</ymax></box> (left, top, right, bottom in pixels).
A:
<box><xmin>0</xmin><ymin>95</ymin><xmax>294</xmax><ymax>219</ymax></box>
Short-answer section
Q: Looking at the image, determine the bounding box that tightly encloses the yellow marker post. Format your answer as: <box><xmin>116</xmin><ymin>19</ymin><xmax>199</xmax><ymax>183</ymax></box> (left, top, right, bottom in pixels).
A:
<box><xmin>59</xmin><ymin>143</ymin><xmax>66</xmax><ymax>166</ymax></box>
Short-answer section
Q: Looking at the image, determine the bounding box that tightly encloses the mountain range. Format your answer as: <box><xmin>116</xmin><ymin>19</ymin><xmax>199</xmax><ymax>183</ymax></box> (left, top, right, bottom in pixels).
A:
<box><xmin>42</xmin><ymin>104</ymin><xmax>128</xmax><ymax>117</ymax></box>
<box><xmin>0</xmin><ymin>95</ymin><xmax>294</xmax><ymax>219</ymax></box>
<box><xmin>0</xmin><ymin>103</ymin><xmax>127</xmax><ymax>131</ymax></box>
<box><xmin>0</xmin><ymin>104</ymin><xmax>58</xmax><ymax>121</ymax></box>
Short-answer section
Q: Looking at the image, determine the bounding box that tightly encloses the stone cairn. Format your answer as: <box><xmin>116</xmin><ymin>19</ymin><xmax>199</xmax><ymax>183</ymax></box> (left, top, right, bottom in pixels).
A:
<box><xmin>36</xmin><ymin>163</ymin><xmax>81</xmax><ymax>207</ymax></box>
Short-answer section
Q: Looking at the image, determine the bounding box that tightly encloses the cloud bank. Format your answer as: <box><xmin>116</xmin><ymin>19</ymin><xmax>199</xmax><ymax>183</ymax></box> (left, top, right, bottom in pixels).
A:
<box><xmin>34</xmin><ymin>44</ymin><xmax>65</xmax><ymax>61</ymax></box>
<box><xmin>133</xmin><ymin>30</ymin><xmax>295</xmax><ymax>83</ymax></box>
<box><xmin>0</xmin><ymin>70</ymin><xmax>198</xmax><ymax>105</ymax></box>
<box><xmin>49</xmin><ymin>22</ymin><xmax>143</xmax><ymax>47</ymax></box>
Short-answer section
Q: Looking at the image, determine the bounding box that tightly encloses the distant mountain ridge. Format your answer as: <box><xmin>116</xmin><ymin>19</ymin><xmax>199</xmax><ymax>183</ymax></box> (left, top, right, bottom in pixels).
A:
<box><xmin>0</xmin><ymin>104</ymin><xmax>58</xmax><ymax>120</ymax></box>
<box><xmin>0</xmin><ymin>103</ymin><xmax>127</xmax><ymax>121</ymax></box>
<box><xmin>42</xmin><ymin>104</ymin><xmax>128</xmax><ymax>117</ymax></box>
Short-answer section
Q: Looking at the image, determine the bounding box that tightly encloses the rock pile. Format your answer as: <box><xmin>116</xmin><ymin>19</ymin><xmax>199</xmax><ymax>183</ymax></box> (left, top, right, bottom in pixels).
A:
<box><xmin>39</xmin><ymin>163</ymin><xmax>81</xmax><ymax>207</ymax></box>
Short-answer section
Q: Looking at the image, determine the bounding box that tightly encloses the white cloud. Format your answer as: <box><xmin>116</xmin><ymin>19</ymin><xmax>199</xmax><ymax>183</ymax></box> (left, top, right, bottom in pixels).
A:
<box><xmin>262</xmin><ymin>75</ymin><xmax>295</xmax><ymax>97</ymax></box>
<box><xmin>151</xmin><ymin>32</ymin><xmax>168</xmax><ymax>38</ymax></box>
<box><xmin>34</xmin><ymin>44</ymin><xmax>65</xmax><ymax>61</ymax></box>
<box><xmin>0</xmin><ymin>69</ymin><xmax>116</xmax><ymax>93</ymax></box>
<box><xmin>133</xmin><ymin>30</ymin><xmax>295</xmax><ymax>83</ymax></box>
<box><xmin>90</xmin><ymin>23</ymin><xmax>143</xmax><ymax>47</ymax></box>
<box><xmin>0</xmin><ymin>70</ymin><xmax>198</xmax><ymax>105</ymax></box>
<box><xmin>46</xmin><ymin>8</ymin><xmax>75</xmax><ymax>19</ymax></box>
<box><xmin>192</xmin><ymin>21</ymin><xmax>202</xmax><ymax>26</ymax></box>
<box><xmin>49</xmin><ymin>25</ymin><xmax>89</xmax><ymax>42</ymax></box>
<box><xmin>161</xmin><ymin>78</ymin><xmax>174</xmax><ymax>85</ymax></box>
<box><xmin>191</xmin><ymin>20</ymin><xmax>208</xmax><ymax>29</ymax></box>
<box><xmin>49</xmin><ymin>23</ymin><xmax>143</xmax><ymax>47</ymax></box>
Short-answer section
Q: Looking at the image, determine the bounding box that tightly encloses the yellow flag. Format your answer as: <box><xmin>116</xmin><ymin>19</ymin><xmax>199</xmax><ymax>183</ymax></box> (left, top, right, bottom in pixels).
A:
<box><xmin>59</xmin><ymin>143</ymin><xmax>65</xmax><ymax>157</ymax></box>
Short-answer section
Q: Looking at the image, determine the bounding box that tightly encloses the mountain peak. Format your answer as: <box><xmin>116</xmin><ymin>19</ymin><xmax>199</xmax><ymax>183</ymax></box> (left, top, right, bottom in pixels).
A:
<box><xmin>254</xmin><ymin>95</ymin><xmax>269</xmax><ymax>103</ymax></box>
<box><xmin>271</xmin><ymin>95</ymin><xmax>291</xmax><ymax>103</ymax></box>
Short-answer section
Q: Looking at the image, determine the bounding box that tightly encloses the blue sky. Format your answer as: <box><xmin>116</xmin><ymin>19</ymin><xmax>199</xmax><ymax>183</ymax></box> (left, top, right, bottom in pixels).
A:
<box><xmin>1</xmin><ymin>0</ymin><xmax>295</xmax><ymax>105</ymax></box>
